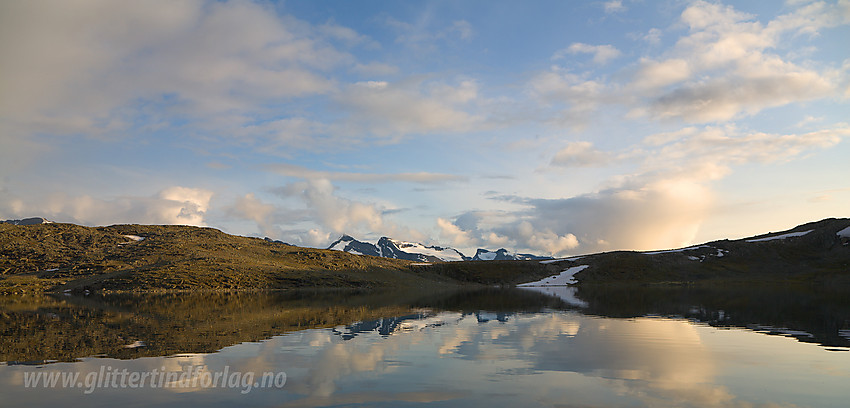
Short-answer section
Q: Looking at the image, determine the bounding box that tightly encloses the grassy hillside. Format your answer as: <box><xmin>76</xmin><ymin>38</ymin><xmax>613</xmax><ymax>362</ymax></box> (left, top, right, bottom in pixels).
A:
<box><xmin>567</xmin><ymin>218</ymin><xmax>850</xmax><ymax>285</ymax></box>
<box><xmin>0</xmin><ymin>223</ymin><xmax>469</xmax><ymax>293</ymax></box>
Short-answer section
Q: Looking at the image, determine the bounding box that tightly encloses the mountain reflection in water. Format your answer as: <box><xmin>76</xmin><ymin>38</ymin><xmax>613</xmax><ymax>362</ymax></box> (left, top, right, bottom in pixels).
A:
<box><xmin>1</xmin><ymin>285</ymin><xmax>849</xmax><ymax>407</ymax></box>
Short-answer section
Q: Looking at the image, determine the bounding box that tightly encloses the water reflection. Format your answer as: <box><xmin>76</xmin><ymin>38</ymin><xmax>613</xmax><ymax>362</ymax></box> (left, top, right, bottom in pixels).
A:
<box><xmin>1</xmin><ymin>286</ymin><xmax>849</xmax><ymax>407</ymax></box>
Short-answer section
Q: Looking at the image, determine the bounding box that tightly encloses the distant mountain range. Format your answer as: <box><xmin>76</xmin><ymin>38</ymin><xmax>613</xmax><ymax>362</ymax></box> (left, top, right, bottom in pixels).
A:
<box><xmin>327</xmin><ymin>234</ymin><xmax>551</xmax><ymax>262</ymax></box>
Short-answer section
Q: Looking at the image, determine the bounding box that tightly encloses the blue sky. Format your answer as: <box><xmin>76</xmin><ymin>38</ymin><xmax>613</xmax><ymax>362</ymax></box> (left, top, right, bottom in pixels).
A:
<box><xmin>1</xmin><ymin>0</ymin><xmax>849</xmax><ymax>256</ymax></box>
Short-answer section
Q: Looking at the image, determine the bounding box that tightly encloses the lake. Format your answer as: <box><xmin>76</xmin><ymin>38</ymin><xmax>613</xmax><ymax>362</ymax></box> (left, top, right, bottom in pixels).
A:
<box><xmin>1</xmin><ymin>285</ymin><xmax>849</xmax><ymax>407</ymax></box>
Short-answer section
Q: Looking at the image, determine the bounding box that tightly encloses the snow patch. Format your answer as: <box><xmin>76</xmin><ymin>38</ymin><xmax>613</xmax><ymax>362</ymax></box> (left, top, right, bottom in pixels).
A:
<box><xmin>540</xmin><ymin>256</ymin><xmax>584</xmax><ymax>264</ymax></box>
<box><xmin>123</xmin><ymin>235</ymin><xmax>145</xmax><ymax>241</ymax></box>
<box><xmin>837</xmin><ymin>226</ymin><xmax>850</xmax><ymax>238</ymax></box>
<box><xmin>123</xmin><ymin>341</ymin><xmax>146</xmax><ymax>349</ymax></box>
<box><xmin>517</xmin><ymin>265</ymin><xmax>590</xmax><ymax>287</ymax></box>
<box><xmin>746</xmin><ymin>230</ymin><xmax>813</xmax><ymax>242</ymax></box>
<box><xmin>397</xmin><ymin>312</ymin><xmax>464</xmax><ymax>333</ymax></box>
<box><xmin>478</xmin><ymin>252</ymin><xmax>497</xmax><ymax>261</ymax></box>
<box><xmin>329</xmin><ymin>241</ymin><xmax>348</xmax><ymax>251</ymax></box>
<box><xmin>390</xmin><ymin>240</ymin><xmax>466</xmax><ymax>262</ymax></box>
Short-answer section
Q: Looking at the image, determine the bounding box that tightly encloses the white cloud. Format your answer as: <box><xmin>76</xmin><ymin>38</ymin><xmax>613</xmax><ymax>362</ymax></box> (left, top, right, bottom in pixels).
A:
<box><xmin>604</xmin><ymin>0</ymin><xmax>626</xmax><ymax>14</ymax></box>
<box><xmin>643</xmin><ymin>28</ymin><xmax>662</xmax><ymax>45</ymax></box>
<box><xmin>227</xmin><ymin>193</ymin><xmax>278</xmax><ymax>237</ymax></box>
<box><xmin>0</xmin><ymin>0</ymin><xmax>343</xmax><ymax>142</ymax></box>
<box><xmin>554</xmin><ymin>43</ymin><xmax>622</xmax><ymax>64</ymax></box>
<box><xmin>534</xmin><ymin>1</ymin><xmax>847</xmax><ymax>126</ymax></box>
<box><xmin>626</xmin><ymin>0</ymin><xmax>847</xmax><ymax>122</ymax></box>
<box><xmin>639</xmin><ymin>125</ymin><xmax>850</xmax><ymax>178</ymax></box>
<box><xmin>272</xmin><ymin>179</ymin><xmax>423</xmax><ymax>244</ymax></box>
<box><xmin>550</xmin><ymin>141</ymin><xmax>611</xmax><ymax>167</ymax></box>
<box><xmin>277</xmin><ymin>179</ymin><xmax>384</xmax><ymax>235</ymax></box>
<box><xmin>631</xmin><ymin>58</ymin><xmax>692</xmax><ymax>90</ymax></box>
<box><xmin>0</xmin><ymin>186</ymin><xmax>214</xmax><ymax>226</ymax></box>
<box><xmin>437</xmin><ymin>217</ymin><xmax>477</xmax><ymax>248</ymax></box>
<box><xmin>528</xmin><ymin>69</ymin><xmax>607</xmax><ymax>128</ymax></box>
<box><xmin>333</xmin><ymin>79</ymin><xmax>482</xmax><ymax>138</ymax></box>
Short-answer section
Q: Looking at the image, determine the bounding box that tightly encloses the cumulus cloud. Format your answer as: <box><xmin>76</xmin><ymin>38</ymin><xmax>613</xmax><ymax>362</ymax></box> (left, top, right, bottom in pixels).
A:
<box><xmin>521</xmin><ymin>179</ymin><xmax>712</xmax><ymax>253</ymax></box>
<box><xmin>550</xmin><ymin>141</ymin><xmax>611</xmax><ymax>167</ymax></box>
<box><xmin>533</xmin><ymin>1</ymin><xmax>847</xmax><ymax>126</ymax></box>
<box><xmin>628</xmin><ymin>0</ymin><xmax>847</xmax><ymax>122</ymax></box>
<box><xmin>275</xmin><ymin>179</ymin><xmax>385</xmax><ymax>235</ymax></box>
<box><xmin>226</xmin><ymin>193</ymin><xmax>278</xmax><ymax>237</ymax></box>
<box><xmin>528</xmin><ymin>69</ymin><xmax>607</xmax><ymax>128</ymax></box>
<box><xmin>436</xmin><ymin>217</ymin><xmax>478</xmax><ymax>248</ymax></box>
<box><xmin>271</xmin><ymin>179</ymin><xmax>424</xmax><ymax>245</ymax></box>
<box><xmin>333</xmin><ymin>79</ymin><xmax>482</xmax><ymax>139</ymax></box>
<box><xmin>0</xmin><ymin>0</ymin><xmax>346</xmax><ymax>141</ymax></box>
<box><xmin>1</xmin><ymin>186</ymin><xmax>213</xmax><ymax>226</ymax></box>
<box><xmin>639</xmin><ymin>125</ymin><xmax>850</xmax><ymax>179</ymax></box>
<box><xmin>554</xmin><ymin>43</ymin><xmax>622</xmax><ymax>64</ymax></box>
<box><xmin>646</xmin><ymin>65</ymin><xmax>833</xmax><ymax>122</ymax></box>
<box><xmin>631</xmin><ymin>58</ymin><xmax>692</xmax><ymax>90</ymax></box>
<box><xmin>604</xmin><ymin>0</ymin><xmax>626</xmax><ymax>14</ymax></box>
<box><xmin>642</xmin><ymin>28</ymin><xmax>662</xmax><ymax>45</ymax></box>
<box><xmin>441</xmin><ymin>178</ymin><xmax>710</xmax><ymax>256</ymax></box>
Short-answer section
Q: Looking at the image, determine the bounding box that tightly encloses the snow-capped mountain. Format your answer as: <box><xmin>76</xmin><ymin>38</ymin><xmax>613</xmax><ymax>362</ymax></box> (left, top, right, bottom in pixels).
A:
<box><xmin>328</xmin><ymin>235</ymin><xmax>468</xmax><ymax>262</ymax></box>
<box><xmin>471</xmin><ymin>248</ymin><xmax>552</xmax><ymax>261</ymax></box>
<box><xmin>327</xmin><ymin>235</ymin><xmax>551</xmax><ymax>262</ymax></box>
<box><xmin>377</xmin><ymin>237</ymin><xmax>468</xmax><ymax>262</ymax></box>
<box><xmin>328</xmin><ymin>235</ymin><xmax>383</xmax><ymax>257</ymax></box>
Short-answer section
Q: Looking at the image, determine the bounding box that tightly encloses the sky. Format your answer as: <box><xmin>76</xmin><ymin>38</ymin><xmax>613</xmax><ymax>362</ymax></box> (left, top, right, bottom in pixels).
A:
<box><xmin>1</xmin><ymin>0</ymin><xmax>849</xmax><ymax>257</ymax></box>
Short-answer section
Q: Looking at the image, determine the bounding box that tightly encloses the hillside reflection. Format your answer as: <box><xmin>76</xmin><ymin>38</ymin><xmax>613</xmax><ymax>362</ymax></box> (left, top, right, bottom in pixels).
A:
<box><xmin>1</xmin><ymin>284</ymin><xmax>849</xmax><ymax>364</ymax></box>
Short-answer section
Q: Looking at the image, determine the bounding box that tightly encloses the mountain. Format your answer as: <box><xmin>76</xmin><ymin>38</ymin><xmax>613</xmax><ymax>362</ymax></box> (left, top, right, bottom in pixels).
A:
<box><xmin>0</xmin><ymin>223</ymin><xmax>444</xmax><ymax>294</ymax></box>
<box><xmin>522</xmin><ymin>217</ymin><xmax>850</xmax><ymax>287</ymax></box>
<box><xmin>327</xmin><ymin>235</ymin><xmax>555</xmax><ymax>262</ymax></box>
<box><xmin>327</xmin><ymin>235</ymin><xmax>382</xmax><ymax>257</ymax></box>
<box><xmin>328</xmin><ymin>235</ymin><xmax>468</xmax><ymax>262</ymax></box>
<box><xmin>1</xmin><ymin>217</ymin><xmax>51</xmax><ymax>226</ymax></box>
<box><xmin>471</xmin><ymin>248</ymin><xmax>552</xmax><ymax>261</ymax></box>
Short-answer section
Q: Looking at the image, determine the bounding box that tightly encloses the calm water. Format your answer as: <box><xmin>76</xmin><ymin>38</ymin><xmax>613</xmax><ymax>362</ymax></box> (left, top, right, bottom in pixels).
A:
<box><xmin>1</xmin><ymin>286</ymin><xmax>849</xmax><ymax>407</ymax></box>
